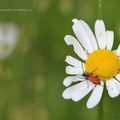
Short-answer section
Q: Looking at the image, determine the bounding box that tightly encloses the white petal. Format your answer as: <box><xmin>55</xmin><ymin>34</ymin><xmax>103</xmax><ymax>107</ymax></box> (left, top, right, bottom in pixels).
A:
<box><xmin>115</xmin><ymin>74</ymin><xmax>120</xmax><ymax>81</ymax></box>
<box><xmin>79</xmin><ymin>20</ymin><xmax>98</xmax><ymax>50</ymax></box>
<box><xmin>87</xmin><ymin>81</ymin><xmax>104</xmax><ymax>109</ymax></box>
<box><xmin>72</xmin><ymin>81</ymin><xmax>95</xmax><ymax>102</ymax></box>
<box><xmin>116</xmin><ymin>44</ymin><xmax>120</xmax><ymax>56</ymax></box>
<box><xmin>63</xmin><ymin>76</ymin><xmax>73</xmax><ymax>87</ymax></box>
<box><xmin>113</xmin><ymin>79</ymin><xmax>120</xmax><ymax>93</ymax></box>
<box><xmin>72</xmin><ymin>19</ymin><xmax>94</xmax><ymax>53</ymax></box>
<box><xmin>65</xmin><ymin>55</ymin><xmax>83</xmax><ymax>67</ymax></box>
<box><xmin>106</xmin><ymin>79</ymin><xmax>119</xmax><ymax>98</ymax></box>
<box><xmin>82</xmin><ymin>63</ymin><xmax>86</xmax><ymax>72</ymax></box>
<box><xmin>66</xmin><ymin>66</ymin><xmax>83</xmax><ymax>75</ymax></box>
<box><xmin>64</xmin><ymin>35</ymin><xmax>87</xmax><ymax>60</ymax></box>
<box><xmin>106</xmin><ymin>31</ymin><xmax>114</xmax><ymax>50</ymax></box>
<box><xmin>63</xmin><ymin>76</ymin><xmax>85</xmax><ymax>87</ymax></box>
<box><xmin>62</xmin><ymin>83</ymin><xmax>81</xmax><ymax>99</ymax></box>
<box><xmin>95</xmin><ymin>20</ymin><xmax>106</xmax><ymax>49</ymax></box>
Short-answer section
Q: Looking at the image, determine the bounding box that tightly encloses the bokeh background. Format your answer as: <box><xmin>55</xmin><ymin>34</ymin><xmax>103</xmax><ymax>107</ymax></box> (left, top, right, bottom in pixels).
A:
<box><xmin>0</xmin><ymin>0</ymin><xmax>120</xmax><ymax>120</ymax></box>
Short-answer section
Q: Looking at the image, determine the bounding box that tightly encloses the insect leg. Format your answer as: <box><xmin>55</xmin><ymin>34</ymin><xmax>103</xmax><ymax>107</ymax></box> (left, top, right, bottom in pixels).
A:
<box><xmin>74</xmin><ymin>75</ymin><xmax>85</xmax><ymax>79</ymax></box>
<box><xmin>113</xmin><ymin>77</ymin><xmax>120</xmax><ymax>83</ymax></box>
<box><xmin>86</xmin><ymin>80</ymin><xmax>90</xmax><ymax>88</ymax></box>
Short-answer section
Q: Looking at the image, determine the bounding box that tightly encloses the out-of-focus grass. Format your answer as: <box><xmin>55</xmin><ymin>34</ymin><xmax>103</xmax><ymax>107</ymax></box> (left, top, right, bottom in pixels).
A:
<box><xmin>0</xmin><ymin>0</ymin><xmax>119</xmax><ymax>120</ymax></box>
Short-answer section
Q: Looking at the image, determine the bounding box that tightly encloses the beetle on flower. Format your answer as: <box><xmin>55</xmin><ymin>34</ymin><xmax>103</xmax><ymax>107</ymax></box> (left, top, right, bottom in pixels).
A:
<box><xmin>62</xmin><ymin>19</ymin><xmax>120</xmax><ymax>109</ymax></box>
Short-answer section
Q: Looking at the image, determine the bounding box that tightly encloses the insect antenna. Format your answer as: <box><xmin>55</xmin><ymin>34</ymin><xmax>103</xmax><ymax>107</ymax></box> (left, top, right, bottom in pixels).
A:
<box><xmin>90</xmin><ymin>68</ymin><xmax>98</xmax><ymax>74</ymax></box>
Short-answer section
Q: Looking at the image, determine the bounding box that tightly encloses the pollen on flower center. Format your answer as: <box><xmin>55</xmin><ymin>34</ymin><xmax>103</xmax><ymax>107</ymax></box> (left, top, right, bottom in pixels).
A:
<box><xmin>85</xmin><ymin>49</ymin><xmax>120</xmax><ymax>80</ymax></box>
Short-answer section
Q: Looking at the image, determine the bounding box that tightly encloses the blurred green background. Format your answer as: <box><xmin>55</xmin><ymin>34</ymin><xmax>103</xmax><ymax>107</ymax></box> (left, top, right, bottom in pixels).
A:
<box><xmin>0</xmin><ymin>0</ymin><xmax>120</xmax><ymax>120</ymax></box>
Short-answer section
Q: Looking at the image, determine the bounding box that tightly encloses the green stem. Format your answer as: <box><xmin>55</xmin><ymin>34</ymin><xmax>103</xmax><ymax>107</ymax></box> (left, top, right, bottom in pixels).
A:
<box><xmin>97</xmin><ymin>93</ymin><xmax>104</xmax><ymax>120</ymax></box>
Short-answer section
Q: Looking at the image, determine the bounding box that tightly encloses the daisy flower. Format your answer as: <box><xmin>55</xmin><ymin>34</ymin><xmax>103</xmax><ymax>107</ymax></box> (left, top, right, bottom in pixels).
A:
<box><xmin>0</xmin><ymin>23</ymin><xmax>19</xmax><ymax>59</ymax></box>
<box><xmin>62</xmin><ymin>19</ymin><xmax>120</xmax><ymax>109</ymax></box>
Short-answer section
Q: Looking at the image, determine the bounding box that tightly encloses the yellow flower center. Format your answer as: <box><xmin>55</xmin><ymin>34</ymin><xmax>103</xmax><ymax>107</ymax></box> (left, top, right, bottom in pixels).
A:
<box><xmin>85</xmin><ymin>49</ymin><xmax>120</xmax><ymax>80</ymax></box>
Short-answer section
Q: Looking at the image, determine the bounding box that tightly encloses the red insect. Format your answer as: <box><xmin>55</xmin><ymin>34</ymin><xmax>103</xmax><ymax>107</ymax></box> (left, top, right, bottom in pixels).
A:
<box><xmin>83</xmin><ymin>73</ymin><xmax>100</xmax><ymax>85</ymax></box>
